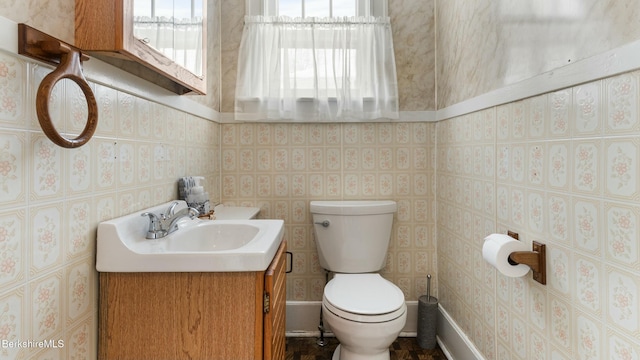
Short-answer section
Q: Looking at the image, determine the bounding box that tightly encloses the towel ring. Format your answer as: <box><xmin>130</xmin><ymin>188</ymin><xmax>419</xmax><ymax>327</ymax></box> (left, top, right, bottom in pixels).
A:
<box><xmin>36</xmin><ymin>43</ymin><xmax>98</xmax><ymax>148</ymax></box>
<box><xmin>18</xmin><ymin>24</ymin><xmax>98</xmax><ymax>148</ymax></box>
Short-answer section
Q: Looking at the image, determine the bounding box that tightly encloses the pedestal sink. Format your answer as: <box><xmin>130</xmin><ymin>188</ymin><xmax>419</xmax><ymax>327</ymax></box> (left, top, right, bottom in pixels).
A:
<box><xmin>96</xmin><ymin>201</ymin><xmax>284</xmax><ymax>272</ymax></box>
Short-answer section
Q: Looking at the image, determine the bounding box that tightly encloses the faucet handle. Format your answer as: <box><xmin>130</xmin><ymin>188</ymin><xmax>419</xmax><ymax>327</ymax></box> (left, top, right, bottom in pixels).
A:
<box><xmin>165</xmin><ymin>201</ymin><xmax>180</xmax><ymax>217</ymax></box>
<box><xmin>141</xmin><ymin>212</ymin><xmax>165</xmax><ymax>239</ymax></box>
<box><xmin>187</xmin><ymin>207</ymin><xmax>200</xmax><ymax>219</ymax></box>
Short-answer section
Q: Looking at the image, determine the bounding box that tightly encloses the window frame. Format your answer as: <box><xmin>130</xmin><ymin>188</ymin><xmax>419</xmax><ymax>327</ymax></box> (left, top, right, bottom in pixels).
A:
<box><xmin>134</xmin><ymin>0</ymin><xmax>203</xmax><ymax>19</ymax></box>
<box><xmin>245</xmin><ymin>0</ymin><xmax>387</xmax><ymax>17</ymax></box>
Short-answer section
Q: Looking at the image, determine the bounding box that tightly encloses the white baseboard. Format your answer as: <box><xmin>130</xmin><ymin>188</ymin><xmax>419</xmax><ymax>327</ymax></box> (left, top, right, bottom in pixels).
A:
<box><xmin>285</xmin><ymin>301</ymin><xmax>323</xmax><ymax>336</ymax></box>
<box><xmin>285</xmin><ymin>300</ymin><xmax>419</xmax><ymax>337</ymax></box>
<box><xmin>286</xmin><ymin>301</ymin><xmax>486</xmax><ymax>360</ymax></box>
<box><xmin>436</xmin><ymin>305</ymin><xmax>486</xmax><ymax>360</ymax></box>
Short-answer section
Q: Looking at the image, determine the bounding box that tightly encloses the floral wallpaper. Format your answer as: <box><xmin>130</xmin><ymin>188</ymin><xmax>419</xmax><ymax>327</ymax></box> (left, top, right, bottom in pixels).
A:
<box><xmin>437</xmin><ymin>71</ymin><xmax>640</xmax><ymax>359</ymax></box>
<box><xmin>2</xmin><ymin>0</ymin><xmax>640</xmax><ymax>359</ymax></box>
<box><xmin>0</xmin><ymin>50</ymin><xmax>219</xmax><ymax>359</ymax></box>
<box><xmin>220</xmin><ymin>121</ymin><xmax>438</xmax><ymax>302</ymax></box>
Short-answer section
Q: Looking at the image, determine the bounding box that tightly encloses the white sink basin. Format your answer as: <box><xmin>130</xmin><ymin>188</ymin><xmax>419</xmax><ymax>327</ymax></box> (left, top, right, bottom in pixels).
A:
<box><xmin>96</xmin><ymin>201</ymin><xmax>284</xmax><ymax>272</ymax></box>
<box><xmin>165</xmin><ymin>222</ymin><xmax>259</xmax><ymax>252</ymax></box>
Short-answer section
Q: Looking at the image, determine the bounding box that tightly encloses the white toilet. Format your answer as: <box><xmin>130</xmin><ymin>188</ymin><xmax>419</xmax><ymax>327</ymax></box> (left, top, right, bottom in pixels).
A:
<box><xmin>310</xmin><ymin>200</ymin><xmax>406</xmax><ymax>360</ymax></box>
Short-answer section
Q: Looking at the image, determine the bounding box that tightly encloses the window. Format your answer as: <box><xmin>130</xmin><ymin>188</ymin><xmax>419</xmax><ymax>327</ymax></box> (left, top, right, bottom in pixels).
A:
<box><xmin>236</xmin><ymin>0</ymin><xmax>397</xmax><ymax>122</ymax></box>
<box><xmin>278</xmin><ymin>0</ymin><xmax>354</xmax><ymax>18</ymax></box>
<box><xmin>133</xmin><ymin>0</ymin><xmax>204</xmax><ymax>76</ymax></box>
<box><xmin>247</xmin><ymin>0</ymin><xmax>387</xmax><ymax>18</ymax></box>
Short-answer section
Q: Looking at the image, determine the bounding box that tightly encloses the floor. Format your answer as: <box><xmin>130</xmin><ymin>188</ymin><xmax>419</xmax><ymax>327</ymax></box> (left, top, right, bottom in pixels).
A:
<box><xmin>285</xmin><ymin>337</ymin><xmax>448</xmax><ymax>360</ymax></box>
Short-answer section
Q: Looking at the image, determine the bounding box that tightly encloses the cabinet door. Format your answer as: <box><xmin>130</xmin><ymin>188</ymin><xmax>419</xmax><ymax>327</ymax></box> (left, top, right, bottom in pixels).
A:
<box><xmin>264</xmin><ymin>241</ymin><xmax>286</xmax><ymax>360</ymax></box>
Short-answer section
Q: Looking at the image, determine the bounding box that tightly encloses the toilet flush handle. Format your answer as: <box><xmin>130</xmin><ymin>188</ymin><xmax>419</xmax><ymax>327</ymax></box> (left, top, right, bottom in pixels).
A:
<box><xmin>314</xmin><ymin>220</ymin><xmax>330</xmax><ymax>227</ymax></box>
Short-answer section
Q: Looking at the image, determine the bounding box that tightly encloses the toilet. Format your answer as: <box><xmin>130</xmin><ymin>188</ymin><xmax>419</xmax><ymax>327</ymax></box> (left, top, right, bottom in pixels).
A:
<box><xmin>310</xmin><ymin>200</ymin><xmax>406</xmax><ymax>360</ymax></box>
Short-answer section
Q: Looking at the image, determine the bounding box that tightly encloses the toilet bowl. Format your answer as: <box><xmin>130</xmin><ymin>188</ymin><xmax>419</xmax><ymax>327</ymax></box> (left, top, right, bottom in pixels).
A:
<box><xmin>310</xmin><ymin>201</ymin><xmax>405</xmax><ymax>360</ymax></box>
<box><xmin>322</xmin><ymin>273</ymin><xmax>407</xmax><ymax>360</ymax></box>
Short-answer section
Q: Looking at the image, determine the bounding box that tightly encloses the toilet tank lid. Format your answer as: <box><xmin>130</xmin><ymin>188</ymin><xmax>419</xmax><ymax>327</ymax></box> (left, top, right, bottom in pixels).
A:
<box><xmin>324</xmin><ymin>274</ymin><xmax>405</xmax><ymax>315</ymax></box>
<box><xmin>310</xmin><ymin>200</ymin><xmax>397</xmax><ymax>215</ymax></box>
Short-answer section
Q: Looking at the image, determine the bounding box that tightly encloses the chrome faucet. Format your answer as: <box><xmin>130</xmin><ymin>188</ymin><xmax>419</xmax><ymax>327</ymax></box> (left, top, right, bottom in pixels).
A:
<box><xmin>165</xmin><ymin>201</ymin><xmax>180</xmax><ymax>217</ymax></box>
<box><xmin>141</xmin><ymin>211</ymin><xmax>163</xmax><ymax>239</ymax></box>
<box><xmin>141</xmin><ymin>202</ymin><xmax>199</xmax><ymax>239</ymax></box>
<box><xmin>163</xmin><ymin>206</ymin><xmax>199</xmax><ymax>234</ymax></box>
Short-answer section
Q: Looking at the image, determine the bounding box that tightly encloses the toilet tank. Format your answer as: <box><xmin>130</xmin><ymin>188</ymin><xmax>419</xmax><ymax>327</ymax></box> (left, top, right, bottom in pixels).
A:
<box><xmin>310</xmin><ymin>200</ymin><xmax>397</xmax><ymax>273</ymax></box>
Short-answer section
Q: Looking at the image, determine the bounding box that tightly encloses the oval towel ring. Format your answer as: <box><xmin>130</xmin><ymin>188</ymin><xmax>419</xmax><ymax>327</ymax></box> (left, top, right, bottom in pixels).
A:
<box><xmin>35</xmin><ymin>42</ymin><xmax>98</xmax><ymax>148</ymax></box>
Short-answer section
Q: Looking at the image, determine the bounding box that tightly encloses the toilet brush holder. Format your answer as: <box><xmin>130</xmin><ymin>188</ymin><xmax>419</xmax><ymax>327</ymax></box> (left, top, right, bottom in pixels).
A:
<box><xmin>417</xmin><ymin>274</ymin><xmax>438</xmax><ymax>349</ymax></box>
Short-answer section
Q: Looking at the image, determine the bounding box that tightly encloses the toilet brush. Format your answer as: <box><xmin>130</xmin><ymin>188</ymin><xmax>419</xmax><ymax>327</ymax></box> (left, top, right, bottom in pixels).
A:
<box><xmin>317</xmin><ymin>270</ymin><xmax>329</xmax><ymax>347</ymax></box>
<box><xmin>317</xmin><ymin>306</ymin><xmax>328</xmax><ymax>347</ymax></box>
<box><xmin>417</xmin><ymin>274</ymin><xmax>438</xmax><ymax>349</ymax></box>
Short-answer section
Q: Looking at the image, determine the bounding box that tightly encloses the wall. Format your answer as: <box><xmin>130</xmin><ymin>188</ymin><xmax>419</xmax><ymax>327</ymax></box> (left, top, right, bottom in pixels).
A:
<box><xmin>436</xmin><ymin>0</ymin><xmax>640</xmax><ymax>109</ymax></box>
<box><xmin>217</xmin><ymin>0</ymin><xmax>438</xmax><ymax>303</ymax></box>
<box><xmin>0</xmin><ymin>1</ymin><xmax>221</xmax><ymax>358</ymax></box>
<box><xmin>437</xmin><ymin>69</ymin><xmax>640</xmax><ymax>360</ymax></box>
<box><xmin>220</xmin><ymin>122</ymin><xmax>437</xmax><ymax>301</ymax></box>
<box><xmin>0</xmin><ymin>0</ymin><xmax>221</xmax><ymax>112</ymax></box>
<box><xmin>220</xmin><ymin>0</ymin><xmax>437</xmax><ymax>113</ymax></box>
<box><xmin>218</xmin><ymin>0</ymin><xmax>438</xmax><ymax>302</ymax></box>
<box><xmin>0</xmin><ymin>1</ymin><xmax>75</xmax><ymax>45</ymax></box>
<box><xmin>3</xmin><ymin>0</ymin><xmax>639</xmax><ymax>358</ymax></box>
<box><xmin>0</xmin><ymin>48</ymin><xmax>220</xmax><ymax>359</ymax></box>
<box><xmin>435</xmin><ymin>1</ymin><xmax>640</xmax><ymax>358</ymax></box>
<box><xmin>390</xmin><ymin>0</ymin><xmax>436</xmax><ymax>111</ymax></box>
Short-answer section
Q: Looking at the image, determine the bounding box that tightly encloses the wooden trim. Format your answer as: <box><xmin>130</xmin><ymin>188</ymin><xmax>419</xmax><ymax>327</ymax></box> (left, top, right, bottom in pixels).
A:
<box><xmin>254</xmin><ymin>271</ymin><xmax>265</xmax><ymax>360</ymax></box>
<box><xmin>264</xmin><ymin>241</ymin><xmax>287</xmax><ymax>360</ymax></box>
<box><xmin>121</xmin><ymin>0</ymin><xmax>133</xmax><ymax>52</ymax></box>
<box><xmin>75</xmin><ymin>0</ymin><xmax>118</xmax><ymax>50</ymax></box>
<box><xmin>97</xmin><ymin>274</ymin><xmax>109</xmax><ymax>360</ymax></box>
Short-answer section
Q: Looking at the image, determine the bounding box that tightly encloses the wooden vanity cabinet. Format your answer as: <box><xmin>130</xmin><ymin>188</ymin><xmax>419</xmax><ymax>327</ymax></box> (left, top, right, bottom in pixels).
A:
<box><xmin>98</xmin><ymin>241</ymin><xmax>286</xmax><ymax>360</ymax></box>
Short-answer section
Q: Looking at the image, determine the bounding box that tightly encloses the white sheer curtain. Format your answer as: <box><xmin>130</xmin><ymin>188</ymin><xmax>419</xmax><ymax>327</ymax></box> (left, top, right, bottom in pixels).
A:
<box><xmin>235</xmin><ymin>16</ymin><xmax>399</xmax><ymax>122</ymax></box>
<box><xmin>133</xmin><ymin>16</ymin><xmax>204</xmax><ymax>76</ymax></box>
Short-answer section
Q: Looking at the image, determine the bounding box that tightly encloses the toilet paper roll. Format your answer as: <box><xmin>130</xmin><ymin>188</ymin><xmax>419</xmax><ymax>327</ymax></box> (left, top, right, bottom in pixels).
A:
<box><xmin>482</xmin><ymin>233</ymin><xmax>530</xmax><ymax>277</ymax></box>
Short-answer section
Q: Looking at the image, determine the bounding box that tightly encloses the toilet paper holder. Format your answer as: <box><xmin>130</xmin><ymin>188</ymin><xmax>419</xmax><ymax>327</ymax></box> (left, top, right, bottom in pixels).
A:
<box><xmin>507</xmin><ymin>241</ymin><xmax>546</xmax><ymax>285</ymax></box>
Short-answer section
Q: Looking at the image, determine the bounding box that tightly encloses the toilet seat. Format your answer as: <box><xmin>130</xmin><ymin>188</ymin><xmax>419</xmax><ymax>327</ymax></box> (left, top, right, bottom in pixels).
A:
<box><xmin>323</xmin><ymin>274</ymin><xmax>405</xmax><ymax>323</ymax></box>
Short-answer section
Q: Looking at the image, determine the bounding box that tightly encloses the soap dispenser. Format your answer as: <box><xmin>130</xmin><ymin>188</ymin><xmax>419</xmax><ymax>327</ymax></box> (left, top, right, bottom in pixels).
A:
<box><xmin>179</xmin><ymin>176</ymin><xmax>211</xmax><ymax>215</ymax></box>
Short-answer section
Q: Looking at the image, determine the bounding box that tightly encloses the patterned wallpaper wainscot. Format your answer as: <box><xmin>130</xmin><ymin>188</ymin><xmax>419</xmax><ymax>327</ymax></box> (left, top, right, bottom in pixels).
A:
<box><xmin>219</xmin><ymin>122</ymin><xmax>438</xmax><ymax>302</ymax></box>
<box><xmin>0</xmin><ymin>49</ymin><xmax>220</xmax><ymax>359</ymax></box>
<box><xmin>436</xmin><ymin>70</ymin><xmax>640</xmax><ymax>360</ymax></box>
